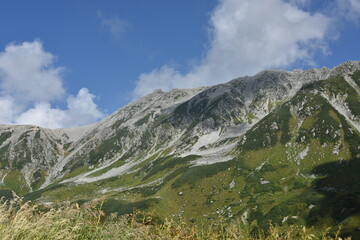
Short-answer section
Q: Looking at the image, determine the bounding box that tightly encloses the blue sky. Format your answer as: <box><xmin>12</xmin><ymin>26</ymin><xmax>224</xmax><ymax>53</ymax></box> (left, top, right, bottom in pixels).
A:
<box><xmin>0</xmin><ymin>0</ymin><xmax>359</xmax><ymax>128</ymax></box>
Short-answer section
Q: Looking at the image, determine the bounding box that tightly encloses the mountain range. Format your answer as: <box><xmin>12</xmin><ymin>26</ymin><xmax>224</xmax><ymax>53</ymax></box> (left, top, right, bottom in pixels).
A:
<box><xmin>0</xmin><ymin>60</ymin><xmax>359</xmax><ymax>237</ymax></box>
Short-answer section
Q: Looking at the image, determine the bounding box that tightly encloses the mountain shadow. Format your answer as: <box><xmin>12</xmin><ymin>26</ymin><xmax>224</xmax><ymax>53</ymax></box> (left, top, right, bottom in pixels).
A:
<box><xmin>308</xmin><ymin>158</ymin><xmax>360</xmax><ymax>239</ymax></box>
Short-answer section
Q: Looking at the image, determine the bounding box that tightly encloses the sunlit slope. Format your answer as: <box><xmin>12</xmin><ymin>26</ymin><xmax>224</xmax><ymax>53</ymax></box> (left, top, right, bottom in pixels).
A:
<box><xmin>0</xmin><ymin>61</ymin><xmax>359</xmax><ymax>236</ymax></box>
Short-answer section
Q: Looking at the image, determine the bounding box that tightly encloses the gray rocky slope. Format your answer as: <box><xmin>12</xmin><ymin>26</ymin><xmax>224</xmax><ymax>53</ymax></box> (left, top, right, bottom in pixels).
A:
<box><xmin>0</xmin><ymin>60</ymin><xmax>359</xmax><ymax>194</ymax></box>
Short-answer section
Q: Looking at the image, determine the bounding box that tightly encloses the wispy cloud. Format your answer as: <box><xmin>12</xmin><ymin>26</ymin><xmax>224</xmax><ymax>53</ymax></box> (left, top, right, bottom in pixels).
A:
<box><xmin>97</xmin><ymin>10</ymin><xmax>128</xmax><ymax>38</ymax></box>
<box><xmin>0</xmin><ymin>40</ymin><xmax>104</xmax><ymax>129</ymax></box>
<box><xmin>133</xmin><ymin>0</ymin><xmax>331</xmax><ymax>99</ymax></box>
<box><xmin>336</xmin><ymin>0</ymin><xmax>360</xmax><ymax>22</ymax></box>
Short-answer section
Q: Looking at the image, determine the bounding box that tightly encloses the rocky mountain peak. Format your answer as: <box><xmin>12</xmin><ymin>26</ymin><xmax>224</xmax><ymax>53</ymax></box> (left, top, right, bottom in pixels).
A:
<box><xmin>0</xmin><ymin>61</ymin><xmax>359</xmax><ymax>235</ymax></box>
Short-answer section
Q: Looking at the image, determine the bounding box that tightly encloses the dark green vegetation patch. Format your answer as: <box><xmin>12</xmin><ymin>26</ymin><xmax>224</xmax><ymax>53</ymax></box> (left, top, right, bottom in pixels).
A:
<box><xmin>351</xmin><ymin>70</ymin><xmax>360</xmax><ymax>87</ymax></box>
<box><xmin>101</xmin><ymin>198</ymin><xmax>159</xmax><ymax>216</ymax></box>
<box><xmin>0</xmin><ymin>131</ymin><xmax>12</xmax><ymax>146</ymax></box>
<box><xmin>89</xmin><ymin>127</ymin><xmax>131</xmax><ymax>164</ymax></box>
<box><xmin>241</xmin><ymin>105</ymin><xmax>292</xmax><ymax>150</ymax></box>
<box><xmin>172</xmin><ymin>161</ymin><xmax>232</xmax><ymax>188</ymax></box>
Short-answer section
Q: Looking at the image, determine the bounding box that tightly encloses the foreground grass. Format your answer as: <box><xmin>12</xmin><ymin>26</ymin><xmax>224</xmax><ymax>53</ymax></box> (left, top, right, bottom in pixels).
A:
<box><xmin>0</xmin><ymin>200</ymin><xmax>350</xmax><ymax>240</ymax></box>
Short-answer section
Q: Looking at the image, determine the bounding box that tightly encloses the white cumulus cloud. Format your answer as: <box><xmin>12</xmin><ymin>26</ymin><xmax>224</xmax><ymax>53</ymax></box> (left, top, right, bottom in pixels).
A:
<box><xmin>15</xmin><ymin>103</ymin><xmax>66</xmax><ymax>129</ymax></box>
<box><xmin>63</xmin><ymin>88</ymin><xmax>105</xmax><ymax>127</ymax></box>
<box><xmin>15</xmin><ymin>88</ymin><xmax>104</xmax><ymax>129</ymax></box>
<box><xmin>0</xmin><ymin>97</ymin><xmax>19</xmax><ymax>124</ymax></box>
<box><xmin>0</xmin><ymin>40</ymin><xmax>104</xmax><ymax>129</ymax></box>
<box><xmin>0</xmin><ymin>40</ymin><xmax>64</xmax><ymax>103</ymax></box>
<box><xmin>133</xmin><ymin>0</ymin><xmax>332</xmax><ymax>98</ymax></box>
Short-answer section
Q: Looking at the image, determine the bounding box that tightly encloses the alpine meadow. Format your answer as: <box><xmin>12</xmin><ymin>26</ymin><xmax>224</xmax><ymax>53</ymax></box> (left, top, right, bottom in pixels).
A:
<box><xmin>0</xmin><ymin>61</ymin><xmax>360</xmax><ymax>239</ymax></box>
<box><xmin>1</xmin><ymin>0</ymin><xmax>360</xmax><ymax>239</ymax></box>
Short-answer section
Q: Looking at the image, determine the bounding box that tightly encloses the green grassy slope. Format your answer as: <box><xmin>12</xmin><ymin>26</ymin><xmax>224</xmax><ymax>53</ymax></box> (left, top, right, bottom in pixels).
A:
<box><xmin>3</xmin><ymin>74</ymin><xmax>360</xmax><ymax>238</ymax></box>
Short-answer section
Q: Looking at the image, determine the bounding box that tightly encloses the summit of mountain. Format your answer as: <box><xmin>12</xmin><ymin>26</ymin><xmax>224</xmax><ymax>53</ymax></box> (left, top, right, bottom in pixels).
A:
<box><xmin>0</xmin><ymin>60</ymin><xmax>360</xmax><ymax>237</ymax></box>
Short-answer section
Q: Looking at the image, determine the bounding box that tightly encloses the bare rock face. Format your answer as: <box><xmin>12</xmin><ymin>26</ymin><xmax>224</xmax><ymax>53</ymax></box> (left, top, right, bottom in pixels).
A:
<box><xmin>1</xmin><ymin>61</ymin><xmax>360</xmax><ymax>236</ymax></box>
<box><xmin>0</xmin><ymin>60</ymin><xmax>359</xmax><ymax>193</ymax></box>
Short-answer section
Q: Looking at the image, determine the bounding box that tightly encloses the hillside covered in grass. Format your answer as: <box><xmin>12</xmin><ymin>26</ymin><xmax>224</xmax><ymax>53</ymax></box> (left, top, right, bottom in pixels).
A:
<box><xmin>0</xmin><ymin>200</ymin><xmax>352</xmax><ymax>240</ymax></box>
<box><xmin>0</xmin><ymin>61</ymin><xmax>359</xmax><ymax>239</ymax></box>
